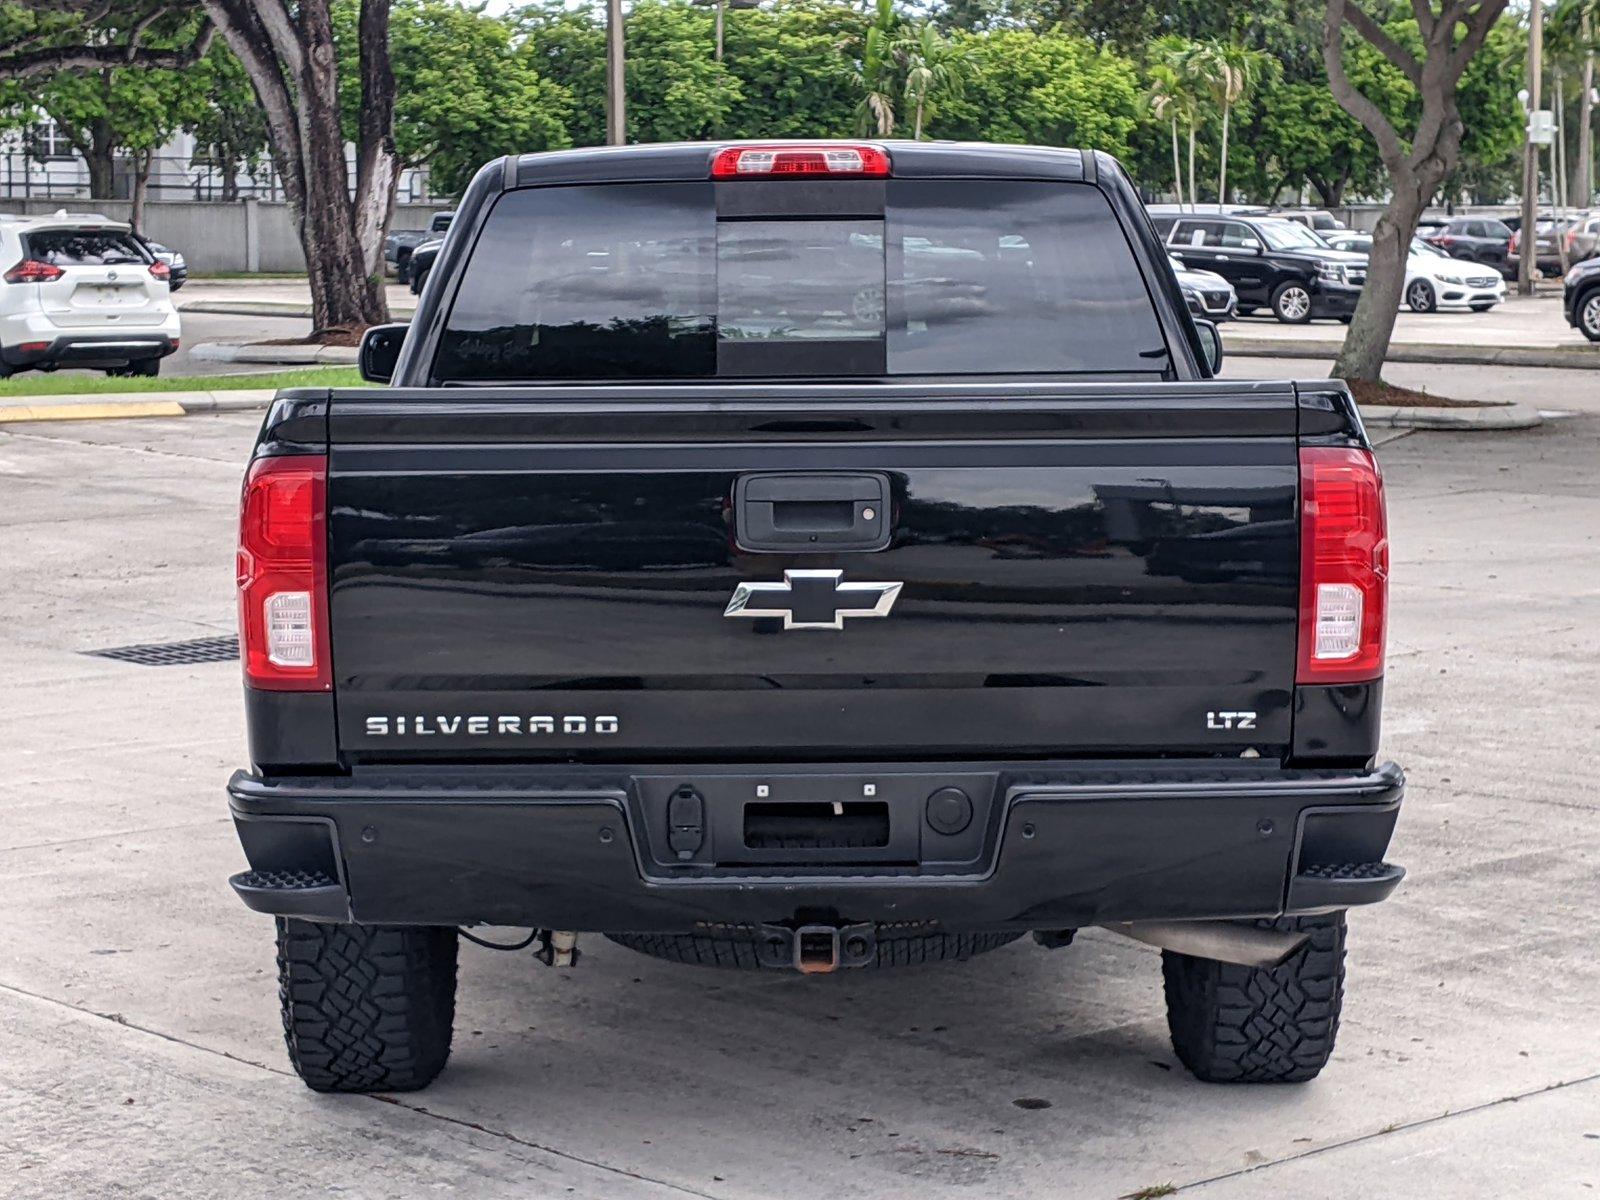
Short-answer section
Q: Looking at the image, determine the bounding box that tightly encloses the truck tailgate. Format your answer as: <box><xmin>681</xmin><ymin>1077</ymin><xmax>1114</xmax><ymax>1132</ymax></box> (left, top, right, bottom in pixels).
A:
<box><xmin>325</xmin><ymin>382</ymin><xmax>1299</xmax><ymax>760</ymax></box>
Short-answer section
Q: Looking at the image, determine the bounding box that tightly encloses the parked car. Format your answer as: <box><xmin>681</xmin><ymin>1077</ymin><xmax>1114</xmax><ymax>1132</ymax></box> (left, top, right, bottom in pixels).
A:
<box><xmin>1271</xmin><ymin>209</ymin><xmax>1347</xmax><ymax>234</ymax></box>
<box><xmin>1149</xmin><ymin>206</ymin><xmax>1368</xmax><ymax>323</ymax></box>
<box><xmin>1246</xmin><ymin>232</ymin><xmax>1502</xmax><ymax>313</ymax></box>
<box><xmin>1562</xmin><ymin>253</ymin><xmax>1600</xmax><ymax>339</ymax></box>
<box><xmin>1403</xmin><ymin>237</ymin><xmax>1505</xmax><ymax>312</ymax></box>
<box><xmin>407</xmin><ymin>235</ymin><xmax>442</xmax><ymax>294</ymax></box>
<box><xmin>1422</xmin><ymin>216</ymin><xmax>1513</xmax><ymax>277</ymax></box>
<box><xmin>134</xmin><ymin>234</ymin><xmax>187</xmax><ymax>291</ymax></box>
<box><xmin>1322</xmin><ymin>231</ymin><xmax>1371</xmax><ymax>255</ymax></box>
<box><xmin>1168</xmin><ymin>253</ymin><xmax>1237</xmax><ymax>320</ymax></box>
<box><xmin>1509</xmin><ymin>218</ymin><xmax>1572</xmax><ymax>276</ymax></box>
<box><xmin>231</xmin><ymin>141</ymin><xmax>1403</xmax><ymax>1096</ymax></box>
<box><xmin>1559</xmin><ymin>212</ymin><xmax>1600</xmax><ymax>263</ymax></box>
<box><xmin>384</xmin><ymin>210</ymin><xmax>454</xmax><ymax>280</ymax></box>
<box><xmin>0</xmin><ymin>211</ymin><xmax>179</xmax><ymax>378</ymax></box>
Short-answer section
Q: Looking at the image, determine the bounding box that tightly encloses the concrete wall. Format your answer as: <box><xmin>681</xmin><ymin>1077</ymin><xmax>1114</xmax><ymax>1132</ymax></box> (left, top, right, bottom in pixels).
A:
<box><xmin>0</xmin><ymin>199</ymin><xmax>452</xmax><ymax>273</ymax></box>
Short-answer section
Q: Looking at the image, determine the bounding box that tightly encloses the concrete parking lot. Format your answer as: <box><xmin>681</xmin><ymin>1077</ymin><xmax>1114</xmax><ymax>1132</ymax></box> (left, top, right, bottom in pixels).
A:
<box><xmin>2</xmin><ymin>388</ymin><xmax>1598</xmax><ymax>1199</ymax></box>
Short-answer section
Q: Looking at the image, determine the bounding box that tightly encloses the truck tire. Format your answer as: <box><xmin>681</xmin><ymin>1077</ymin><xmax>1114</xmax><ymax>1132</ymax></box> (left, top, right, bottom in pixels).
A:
<box><xmin>1161</xmin><ymin>911</ymin><xmax>1345</xmax><ymax>1084</ymax></box>
<box><xmin>606</xmin><ymin>926</ymin><xmax>1022</xmax><ymax>969</ymax></box>
<box><xmin>276</xmin><ymin>918</ymin><xmax>457</xmax><ymax>1093</ymax></box>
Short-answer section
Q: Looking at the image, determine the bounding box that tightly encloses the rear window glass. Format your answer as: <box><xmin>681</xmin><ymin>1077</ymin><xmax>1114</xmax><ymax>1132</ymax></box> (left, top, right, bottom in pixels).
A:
<box><xmin>435</xmin><ymin>179</ymin><xmax>1167</xmax><ymax>381</ymax></box>
<box><xmin>23</xmin><ymin>229</ymin><xmax>147</xmax><ymax>266</ymax></box>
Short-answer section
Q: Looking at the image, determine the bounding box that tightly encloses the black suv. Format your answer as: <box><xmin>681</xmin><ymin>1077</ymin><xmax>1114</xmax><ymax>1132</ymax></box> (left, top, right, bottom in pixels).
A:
<box><xmin>1149</xmin><ymin>210</ymin><xmax>1367</xmax><ymax>323</ymax></box>
<box><xmin>1422</xmin><ymin>216</ymin><xmax>1513</xmax><ymax>278</ymax></box>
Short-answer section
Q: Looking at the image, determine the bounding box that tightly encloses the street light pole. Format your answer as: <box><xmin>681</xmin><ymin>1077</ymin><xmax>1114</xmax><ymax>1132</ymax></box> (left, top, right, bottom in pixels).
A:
<box><xmin>1520</xmin><ymin>0</ymin><xmax>1544</xmax><ymax>296</ymax></box>
<box><xmin>605</xmin><ymin>0</ymin><xmax>626</xmax><ymax>147</ymax></box>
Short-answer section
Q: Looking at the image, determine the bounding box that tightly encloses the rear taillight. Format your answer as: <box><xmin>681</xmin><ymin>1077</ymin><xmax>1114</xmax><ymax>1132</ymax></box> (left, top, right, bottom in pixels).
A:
<box><xmin>149</xmin><ymin>260</ymin><xmax>171</xmax><ymax>281</ymax></box>
<box><xmin>1297</xmin><ymin>446</ymin><xmax>1388</xmax><ymax>684</ymax></box>
<box><xmin>4</xmin><ymin>259</ymin><xmax>64</xmax><ymax>284</ymax></box>
<box><xmin>237</xmin><ymin>454</ymin><xmax>331</xmax><ymax>691</ymax></box>
<box><xmin>711</xmin><ymin>144</ymin><xmax>890</xmax><ymax>179</ymax></box>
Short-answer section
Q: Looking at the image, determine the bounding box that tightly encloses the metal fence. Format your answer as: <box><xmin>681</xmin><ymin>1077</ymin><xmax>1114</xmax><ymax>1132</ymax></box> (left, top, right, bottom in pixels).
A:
<box><xmin>0</xmin><ymin>151</ymin><xmax>432</xmax><ymax>204</ymax></box>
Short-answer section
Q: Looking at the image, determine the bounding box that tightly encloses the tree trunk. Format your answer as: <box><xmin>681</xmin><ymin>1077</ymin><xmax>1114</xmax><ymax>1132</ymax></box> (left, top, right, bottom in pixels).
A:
<box><xmin>1321</xmin><ymin>0</ymin><xmax>1507</xmax><ymax>382</ymax></box>
<box><xmin>1218</xmin><ymin>104</ymin><xmax>1230</xmax><ymax>206</ymax></box>
<box><xmin>1187</xmin><ymin>121</ymin><xmax>1197</xmax><ymax>209</ymax></box>
<box><xmin>1171</xmin><ymin>119</ymin><xmax>1182</xmax><ymax>205</ymax></box>
<box><xmin>206</xmin><ymin>0</ymin><xmax>393</xmax><ymax>334</ymax></box>
<box><xmin>914</xmin><ymin>98</ymin><xmax>924</xmax><ymax>140</ymax></box>
<box><xmin>84</xmin><ymin>118</ymin><xmax>116</xmax><ymax>200</ymax></box>
<box><xmin>1332</xmin><ymin>175</ymin><xmax>1428</xmax><ymax>381</ymax></box>
<box><xmin>220</xmin><ymin>154</ymin><xmax>240</xmax><ymax>203</ymax></box>
<box><xmin>131</xmin><ymin>149</ymin><xmax>152</xmax><ymax>232</ymax></box>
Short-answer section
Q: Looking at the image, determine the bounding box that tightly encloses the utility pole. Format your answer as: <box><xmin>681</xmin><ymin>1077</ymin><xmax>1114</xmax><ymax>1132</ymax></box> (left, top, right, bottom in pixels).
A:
<box><xmin>605</xmin><ymin>0</ymin><xmax>625</xmax><ymax>146</ymax></box>
<box><xmin>1520</xmin><ymin>0</ymin><xmax>1544</xmax><ymax>296</ymax></box>
<box><xmin>1583</xmin><ymin>8</ymin><xmax>1597</xmax><ymax>208</ymax></box>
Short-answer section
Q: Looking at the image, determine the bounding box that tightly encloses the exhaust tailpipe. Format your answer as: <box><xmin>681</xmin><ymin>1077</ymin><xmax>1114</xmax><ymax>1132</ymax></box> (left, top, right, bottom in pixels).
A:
<box><xmin>1104</xmin><ymin>921</ymin><xmax>1307</xmax><ymax>969</ymax></box>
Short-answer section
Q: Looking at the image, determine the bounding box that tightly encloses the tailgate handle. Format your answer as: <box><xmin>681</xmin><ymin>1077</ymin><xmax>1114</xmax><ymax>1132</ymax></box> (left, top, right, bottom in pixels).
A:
<box><xmin>734</xmin><ymin>472</ymin><xmax>890</xmax><ymax>552</ymax></box>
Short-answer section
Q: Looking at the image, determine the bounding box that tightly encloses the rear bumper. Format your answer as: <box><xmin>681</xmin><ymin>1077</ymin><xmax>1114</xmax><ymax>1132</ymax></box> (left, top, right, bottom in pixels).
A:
<box><xmin>0</xmin><ymin>330</ymin><xmax>178</xmax><ymax>369</ymax></box>
<box><xmin>228</xmin><ymin>759</ymin><xmax>1405</xmax><ymax>931</ymax></box>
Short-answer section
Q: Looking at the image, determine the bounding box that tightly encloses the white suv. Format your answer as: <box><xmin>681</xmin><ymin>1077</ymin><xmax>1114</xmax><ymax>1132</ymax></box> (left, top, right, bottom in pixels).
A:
<box><xmin>0</xmin><ymin>211</ymin><xmax>181</xmax><ymax>378</ymax></box>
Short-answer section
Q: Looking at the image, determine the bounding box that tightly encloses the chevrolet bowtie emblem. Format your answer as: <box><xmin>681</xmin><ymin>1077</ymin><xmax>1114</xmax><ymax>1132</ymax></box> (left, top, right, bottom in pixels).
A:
<box><xmin>724</xmin><ymin>569</ymin><xmax>903</xmax><ymax>630</ymax></box>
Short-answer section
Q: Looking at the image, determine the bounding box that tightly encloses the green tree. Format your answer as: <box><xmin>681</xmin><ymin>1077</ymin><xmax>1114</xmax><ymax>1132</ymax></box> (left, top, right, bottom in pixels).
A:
<box><xmin>357</xmin><ymin>0</ymin><xmax>571</xmax><ymax>197</ymax></box>
<box><xmin>0</xmin><ymin>7</ymin><xmax>212</xmax><ymax>224</ymax></box>
<box><xmin>186</xmin><ymin>43</ymin><xmax>269</xmax><ymax>202</ymax></box>
<box><xmin>896</xmin><ymin>21</ymin><xmax>966</xmax><ymax>139</ymax></box>
<box><xmin>935</xmin><ymin>28</ymin><xmax>1142</xmax><ymax>156</ymax></box>
<box><xmin>721</xmin><ymin>1</ymin><xmax>865</xmax><ymax>138</ymax></box>
<box><xmin>853</xmin><ymin>0</ymin><xmax>901</xmax><ymax>135</ymax></box>
<box><xmin>1192</xmin><ymin>41</ymin><xmax>1271</xmax><ymax>204</ymax></box>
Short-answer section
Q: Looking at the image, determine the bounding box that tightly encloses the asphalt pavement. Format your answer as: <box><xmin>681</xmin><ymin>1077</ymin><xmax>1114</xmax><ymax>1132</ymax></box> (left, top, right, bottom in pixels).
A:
<box><xmin>2</xmin><ymin>384</ymin><xmax>1597</xmax><ymax>1198</ymax></box>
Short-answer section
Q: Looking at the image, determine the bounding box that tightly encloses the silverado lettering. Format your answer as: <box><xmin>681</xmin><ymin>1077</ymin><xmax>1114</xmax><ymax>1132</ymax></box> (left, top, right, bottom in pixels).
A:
<box><xmin>227</xmin><ymin>140</ymin><xmax>1404</xmax><ymax>1096</ymax></box>
<box><xmin>363</xmin><ymin>715</ymin><xmax>620</xmax><ymax>737</ymax></box>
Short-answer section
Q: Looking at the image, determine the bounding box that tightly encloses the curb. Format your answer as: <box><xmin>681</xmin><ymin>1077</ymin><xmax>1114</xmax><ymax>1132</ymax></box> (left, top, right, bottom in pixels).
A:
<box><xmin>1226</xmin><ymin>337</ymin><xmax>1599</xmax><ymax>371</ymax></box>
<box><xmin>0</xmin><ymin>399</ymin><xmax>188</xmax><ymax>423</ymax></box>
<box><xmin>0</xmin><ymin>388</ymin><xmax>276</xmax><ymax>424</ymax></box>
<box><xmin>1360</xmin><ymin>401</ymin><xmax>1544</xmax><ymax>430</ymax></box>
<box><xmin>181</xmin><ymin>300</ymin><xmax>416</xmax><ymax>321</ymax></box>
<box><xmin>189</xmin><ymin>342</ymin><xmax>359</xmax><ymax>365</ymax></box>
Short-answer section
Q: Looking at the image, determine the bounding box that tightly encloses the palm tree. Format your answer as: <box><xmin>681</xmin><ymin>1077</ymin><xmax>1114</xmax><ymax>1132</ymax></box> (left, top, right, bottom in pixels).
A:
<box><xmin>853</xmin><ymin>0</ymin><xmax>899</xmax><ymax>136</ymax></box>
<box><xmin>1147</xmin><ymin>67</ymin><xmax>1189</xmax><ymax>209</ymax></box>
<box><xmin>1151</xmin><ymin>36</ymin><xmax>1204</xmax><ymax>209</ymax></box>
<box><xmin>1194</xmin><ymin>41</ymin><xmax>1267</xmax><ymax>206</ymax></box>
<box><xmin>897</xmin><ymin>22</ymin><xmax>965</xmax><ymax>140</ymax></box>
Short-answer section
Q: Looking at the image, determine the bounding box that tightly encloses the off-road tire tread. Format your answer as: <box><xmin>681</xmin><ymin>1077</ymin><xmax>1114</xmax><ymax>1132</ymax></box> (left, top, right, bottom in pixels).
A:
<box><xmin>1162</xmin><ymin>912</ymin><xmax>1345</xmax><ymax>1084</ymax></box>
<box><xmin>606</xmin><ymin>928</ymin><xmax>1021</xmax><ymax>969</ymax></box>
<box><xmin>276</xmin><ymin>918</ymin><xmax>457</xmax><ymax>1093</ymax></box>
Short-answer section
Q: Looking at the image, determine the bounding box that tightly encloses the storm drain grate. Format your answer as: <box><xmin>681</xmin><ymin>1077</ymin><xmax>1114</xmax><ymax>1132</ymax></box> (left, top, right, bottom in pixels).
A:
<box><xmin>84</xmin><ymin>634</ymin><xmax>239</xmax><ymax>666</ymax></box>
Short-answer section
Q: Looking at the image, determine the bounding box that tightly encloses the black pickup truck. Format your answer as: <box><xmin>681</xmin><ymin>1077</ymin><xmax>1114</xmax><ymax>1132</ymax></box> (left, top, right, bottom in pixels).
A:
<box><xmin>230</xmin><ymin>141</ymin><xmax>1402</xmax><ymax>1095</ymax></box>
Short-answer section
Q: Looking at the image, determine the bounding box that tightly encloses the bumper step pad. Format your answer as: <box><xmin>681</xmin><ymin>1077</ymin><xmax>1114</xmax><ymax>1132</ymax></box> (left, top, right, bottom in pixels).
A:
<box><xmin>1288</xmin><ymin>860</ymin><xmax>1404</xmax><ymax>910</ymax></box>
<box><xmin>230</xmin><ymin>868</ymin><xmax>349</xmax><ymax>921</ymax></box>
